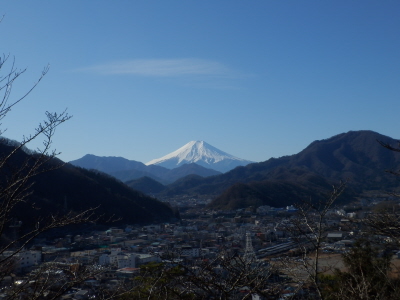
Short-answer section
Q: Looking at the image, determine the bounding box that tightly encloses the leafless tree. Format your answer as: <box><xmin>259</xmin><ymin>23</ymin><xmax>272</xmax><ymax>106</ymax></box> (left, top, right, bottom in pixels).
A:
<box><xmin>358</xmin><ymin>139</ymin><xmax>400</xmax><ymax>245</ymax></box>
<box><xmin>312</xmin><ymin>139</ymin><xmax>400</xmax><ymax>300</ymax></box>
<box><xmin>282</xmin><ymin>181</ymin><xmax>346</xmax><ymax>299</ymax></box>
<box><xmin>320</xmin><ymin>239</ymin><xmax>400</xmax><ymax>300</ymax></box>
<box><xmin>0</xmin><ymin>40</ymin><xmax>97</xmax><ymax>299</ymax></box>
<box><xmin>120</xmin><ymin>248</ymin><xmax>280</xmax><ymax>300</ymax></box>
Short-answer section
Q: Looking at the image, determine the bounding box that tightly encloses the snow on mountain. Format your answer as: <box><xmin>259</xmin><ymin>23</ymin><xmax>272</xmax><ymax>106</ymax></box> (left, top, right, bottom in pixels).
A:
<box><xmin>145</xmin><ymin>141</ymin><xmax>253</xmax><ymax>173</ymax></box>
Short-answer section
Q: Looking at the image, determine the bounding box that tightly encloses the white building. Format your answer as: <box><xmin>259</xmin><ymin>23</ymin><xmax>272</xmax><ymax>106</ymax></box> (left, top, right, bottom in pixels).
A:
<box><xmin>117</xmin><ymin>254</ymin><xmax>137</xmax><ymax>269</ymax></box>
<box><xmin>2</xmin><ymin>250</ymin><xmax>41</xmax><ymax>272</ymax></box>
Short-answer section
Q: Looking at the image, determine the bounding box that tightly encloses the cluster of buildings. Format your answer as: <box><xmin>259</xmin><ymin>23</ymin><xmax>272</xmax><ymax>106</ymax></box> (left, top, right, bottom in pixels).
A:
<box><xmin>0</xmin><ymin>195</ymin><xmax>396</xmax><ymax>299</ymax></box>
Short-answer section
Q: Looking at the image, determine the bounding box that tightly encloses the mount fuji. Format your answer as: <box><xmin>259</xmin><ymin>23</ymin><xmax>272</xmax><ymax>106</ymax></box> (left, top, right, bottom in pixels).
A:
<box><xmin>145</xmin><ymin>141</ymin><xmax>253</xmax><ymax>173</ymax></box>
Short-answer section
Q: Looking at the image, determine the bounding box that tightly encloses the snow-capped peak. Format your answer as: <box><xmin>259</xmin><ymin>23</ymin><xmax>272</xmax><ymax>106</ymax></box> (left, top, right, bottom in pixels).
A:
<box><xmin>145</xmin><ymin>141</ymin><xmax>252</xmax><ymax>173</ymax></box>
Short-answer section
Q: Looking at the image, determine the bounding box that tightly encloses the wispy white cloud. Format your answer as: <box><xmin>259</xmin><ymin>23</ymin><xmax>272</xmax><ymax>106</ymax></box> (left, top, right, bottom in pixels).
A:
<box><xmin>77</xmin><ymin>58</ymin><xmax>236</xmax><ymax>77</ymax></box>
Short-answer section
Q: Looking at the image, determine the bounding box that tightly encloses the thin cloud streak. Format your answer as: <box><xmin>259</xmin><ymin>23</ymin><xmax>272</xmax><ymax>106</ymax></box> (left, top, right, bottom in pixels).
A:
<box><xmin>77</xmin><ymin>59</ymin><xmax>236</xmax><ymax>77</ymax></box>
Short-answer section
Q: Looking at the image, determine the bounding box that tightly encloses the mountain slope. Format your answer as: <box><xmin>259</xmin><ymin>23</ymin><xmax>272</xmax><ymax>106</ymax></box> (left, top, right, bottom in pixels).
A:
<box><xmin>253</xmin><ymin>130</ymin><xmax>400</xmax><ymax>191</ymax></box>
<box><xmin>0</xmin><ymin>141</ymin><xmax>175</xmax><ymax>229</ymax></box>
<box><xmin>126</xmin><ymin>176</ymin><xmax>167</xmax><ymax>195</ymax></box>
<box><xmin>110</xmin><ymin>169</ymin><xmax>166</xmax><ymax>184</ymax></box>
<box><xmin>146</xmin><ymin>141</ymin><xmax>253</xmax><ymax>173</ymax></box>
<box><xmin>209</xmin><ymin>168</ymin><xmax>355</xmax><ymax>209</ymax></box>
<box><xmin>165</xmin><ymin>163</ymin><xmax>221</xmax><ymax>183</ymax></box>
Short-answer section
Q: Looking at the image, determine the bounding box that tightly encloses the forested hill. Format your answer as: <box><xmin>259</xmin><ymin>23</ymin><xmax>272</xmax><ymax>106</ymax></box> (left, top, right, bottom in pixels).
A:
<box><xmin>0</xmin><ymin>141</ymin><xmax>175</xmax><ymax>229</ymax></box>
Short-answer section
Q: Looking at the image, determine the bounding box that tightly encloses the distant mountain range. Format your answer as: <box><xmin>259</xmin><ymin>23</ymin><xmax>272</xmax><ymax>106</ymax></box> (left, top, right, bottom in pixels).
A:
<box><xmin>71</xmin><ymin>131</ymin><xmax>400</xmax><ymax>210</ymax></box>
<box><xmin>69</xmin><ymin>141</ymin><xmax>253</xmax><ymax>183</ymax></box>
<box><xmin>156</xmin><ymin>131</ymin><xmax>400</xmax><ymax>209</ymax></box>
<box><xmin>70</xmin><ymin>154</ymin><xmax>221</xmax><ymax>184</ymax></box>
<box><xmin>146</xmin><ymin>141</ymin><xmax>253</xmax><ymax>173</ymax></box>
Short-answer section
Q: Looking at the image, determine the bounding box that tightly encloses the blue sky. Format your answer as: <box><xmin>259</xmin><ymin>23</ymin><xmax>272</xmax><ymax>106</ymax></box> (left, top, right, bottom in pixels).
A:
<box><xmin>1</xmin><ymin>1</ymin><xmax>399</xmax><ymax>163</ymax></box>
